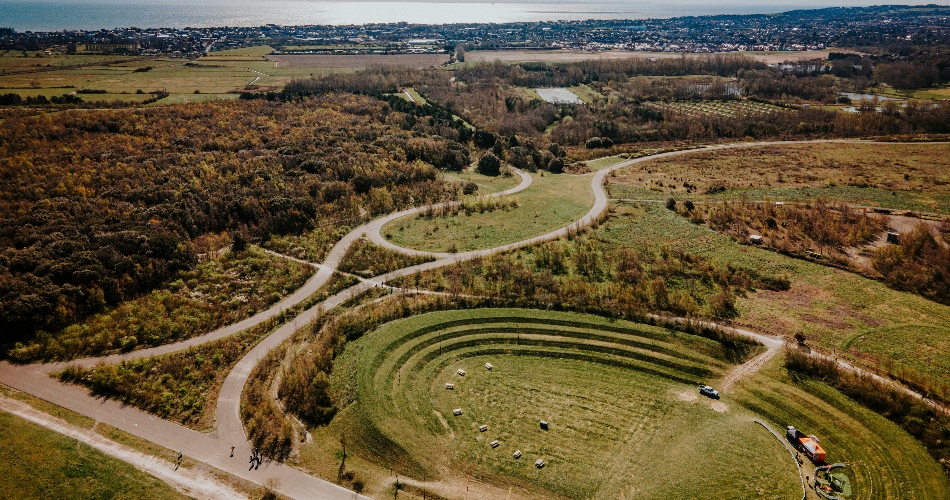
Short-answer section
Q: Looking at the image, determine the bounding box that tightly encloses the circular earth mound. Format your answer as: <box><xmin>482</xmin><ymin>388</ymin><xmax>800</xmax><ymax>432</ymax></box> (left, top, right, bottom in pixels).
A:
<box><xmin>332</xmin><ymin>309</ymin><xmax>802</xmax><ymax>499</ymax></box>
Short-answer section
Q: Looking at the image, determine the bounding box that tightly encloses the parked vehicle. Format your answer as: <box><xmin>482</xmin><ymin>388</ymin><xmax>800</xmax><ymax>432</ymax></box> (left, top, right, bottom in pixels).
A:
<box><xmin>699</xmin><ymin>385</ymin><xmax>720</xmax><ymax>399</ymax></box>
<box><xmin>786</xmin><ymin>425</ymin><xmax>827</xmax><ymax>463</ymax></box>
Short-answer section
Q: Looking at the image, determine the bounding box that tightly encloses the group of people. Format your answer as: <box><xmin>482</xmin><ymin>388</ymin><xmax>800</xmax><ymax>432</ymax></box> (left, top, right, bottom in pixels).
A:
<box><xmin>249</xmin><ymin>449</ymin><xmax>264</xmax><ymax>471</ymax></box>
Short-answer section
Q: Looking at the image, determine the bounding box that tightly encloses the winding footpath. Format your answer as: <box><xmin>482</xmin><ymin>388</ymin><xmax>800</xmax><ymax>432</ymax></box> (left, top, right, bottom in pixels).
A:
<box><xmin>0</xmin><ymin>139</ymin><xmax>945</xmax><ymax>499</ymax></box>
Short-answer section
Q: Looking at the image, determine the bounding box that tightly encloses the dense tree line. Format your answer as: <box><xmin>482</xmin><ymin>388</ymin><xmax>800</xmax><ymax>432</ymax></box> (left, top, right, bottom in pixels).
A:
<box><xmin>0</xmin><ymin>95</ymin><xmax>461</xmax><ymax>345</ymax></box>
<box><xmin>872</xmin><ymin>223</ymin><xmax>950</xmax><ymax>305</ymax></box>
<box><xmin>274</xmin><ymin>58</ymin><xmax>950</xmax><ymax>158</ymax></box>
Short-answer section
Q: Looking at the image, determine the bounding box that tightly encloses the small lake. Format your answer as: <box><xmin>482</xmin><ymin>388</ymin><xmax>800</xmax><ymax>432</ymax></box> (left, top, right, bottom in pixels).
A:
<box><xmin>534</xmin><ymin>88</ymin><xmax>584</xmax><ymax>104</ymax></box>
<box><xmin>839</xmin><ymin>92</ymin><xmax>902</xmax><ymax>102</ymax></box>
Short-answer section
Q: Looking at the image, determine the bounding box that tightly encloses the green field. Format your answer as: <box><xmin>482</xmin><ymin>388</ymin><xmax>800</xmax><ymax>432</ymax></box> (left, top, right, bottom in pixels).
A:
<box><xmin>732</xmin><ymin>356</ymin><xmax>950</xmax><ymax>500</ymax></box>
<box><xmin>597</xmin><ymin>203</ymin><xmax>950</xmax><ymax>400</ymax></box>
<box><xmin>0</xmin><ymin>411</ymin><xmax>188</xmax><ymax>500</ymax></box>
<box><xmin>319</xmin><ymin>308</ymin><xmax>949</xmax><ymax>499</ymax></box>
<box><xmin>383</xmin><ymin>171</ymin><xmax>592</xmax><ymax>253</ymax></box>
<box><xmin>583</xmin><ymin>155</ymin><xmax>629</xmax><ymax>172</ymax></box>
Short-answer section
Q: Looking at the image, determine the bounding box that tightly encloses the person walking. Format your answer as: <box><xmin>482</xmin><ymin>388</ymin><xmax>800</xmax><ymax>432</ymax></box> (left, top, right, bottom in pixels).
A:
<box><xmin>230</xmin><ymin>446</ymin><xmax>235</xmax><ymax>457</ymax></box>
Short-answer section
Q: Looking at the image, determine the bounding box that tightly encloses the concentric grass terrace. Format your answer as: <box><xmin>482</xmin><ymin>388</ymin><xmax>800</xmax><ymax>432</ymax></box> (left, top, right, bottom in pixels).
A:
<box><xmin>330</xmin><ymin>309</ymin><xmax>805</xmax><ymax>499</ymax></box>
<box><xmin>320</xmin><ymin>307</ymin><xmax>950</xmax><ymax>499</ymax></box>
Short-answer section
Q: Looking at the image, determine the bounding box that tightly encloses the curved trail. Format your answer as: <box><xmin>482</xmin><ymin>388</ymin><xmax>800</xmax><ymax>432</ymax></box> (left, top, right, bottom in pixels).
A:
<box><xmin>0</xmin><ymin>139</ymin><xmax>945</xmax><ymax>500</ymax></box>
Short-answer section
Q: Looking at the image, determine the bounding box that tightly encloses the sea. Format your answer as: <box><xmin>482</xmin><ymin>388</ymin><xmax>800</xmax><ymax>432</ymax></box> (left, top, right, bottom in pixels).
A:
<box><xmin>0</xmin><ymin>0</ymin><xmax>937</xmax><ymax>31</ymax></box>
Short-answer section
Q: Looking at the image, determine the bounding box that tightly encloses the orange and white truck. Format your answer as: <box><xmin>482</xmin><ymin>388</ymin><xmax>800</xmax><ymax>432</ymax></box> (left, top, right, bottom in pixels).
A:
<box><xmin>786</xmin><ymin>425</ymin><xmax>826</xmax><ymax>463</ymax></box>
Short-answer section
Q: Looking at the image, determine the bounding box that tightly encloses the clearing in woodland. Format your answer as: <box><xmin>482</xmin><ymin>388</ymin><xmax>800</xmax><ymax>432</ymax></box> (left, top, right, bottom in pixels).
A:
<box><xmin>383</xmin><ymin>171</ymin><xmax>592</xmax><ymax>253</ymax></box>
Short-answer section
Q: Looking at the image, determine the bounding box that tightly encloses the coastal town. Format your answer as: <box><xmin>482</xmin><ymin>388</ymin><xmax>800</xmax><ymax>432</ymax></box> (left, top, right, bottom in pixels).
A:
<box><xmin>2</xmin><ymin>4</ymin><xmax>948</xmax><ymax>57</ymax></box>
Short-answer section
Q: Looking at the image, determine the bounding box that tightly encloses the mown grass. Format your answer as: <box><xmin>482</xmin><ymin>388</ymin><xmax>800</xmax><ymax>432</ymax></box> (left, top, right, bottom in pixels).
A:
<box><xmin>383</xmin><ymin>171</ymin><xmax>592</xmax><ymax>253</ymax></box>
<box><xmin>0</xmin><ymin>385</ymin><xmax>270</xmax><ymax>499</ymax></box>
<box><xmin>11</xmin><ymin>245</ymin><xmax>314</xmax><ymax>362</ymax></box>
<box><xmin>608</xmin><ymin>142</ymin><xmax>950</xmax><ymax>214</ymax></box>
<box><xmin>583</xmin><ymin>155</ymin><xmax>629</xmax><ymax>172</ymax></box>
<box><xmin>731</xmin><ymin>355</ymin><xmax>950</xmax><ymax>499</ymax></box>
<box><xmin>568</xmin><ymin>83</ymin><xmax>605</xmax><ymax>103</ymax></box>
<box><xmin>0</xmin><ymin>411</ymin><xmax>188</xmax><ymax>500</ymax></box>
<box><xmin>324</xmin><ymin>308</ymin><xmax>804</xmax><ymax>499</ymax></box>
<box><xmin>604</xmin><ymin>202</ymin><xmax>950</xmax><ymax>401</ymax></box>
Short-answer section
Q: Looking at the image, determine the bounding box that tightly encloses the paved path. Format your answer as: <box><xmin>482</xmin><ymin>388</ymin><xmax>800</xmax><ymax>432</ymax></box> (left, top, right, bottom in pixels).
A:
<box><xmin>1</xmin><ymin>139</ymin><xmax>945</xmax><ymax>499</ymax></box>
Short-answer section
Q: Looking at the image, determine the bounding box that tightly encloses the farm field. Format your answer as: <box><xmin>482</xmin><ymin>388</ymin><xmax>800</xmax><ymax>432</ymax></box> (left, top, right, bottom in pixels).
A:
<box><xmin>0</xmin><ymin>44</ymin><xmax>397</xmax><ymax>102</ymax></box>
<box><xmin>383</xmin><ymin>171</ymin><xmax>592</xmax><ymax>253</ymax></box>
<box><xmin>643</xmin><ymin>99</ymin><xmax>789</xmax><ymax>118</ymax></box>
<box><xmin>597</xmin><ymin>203</ymin><xmax>950</xmax><ymax>400</ymax></box>
<box><xmin>0</xmin><ymin>410</ymin><xmax>188</xmax><ymax>500</ymax></box>
<box><xmin>314</xmin><ymin>308</ymin><xmax>948</xmax><ymax>499</ymax></box>
<box><xmin>608</xmin><ymin>142</ymin><xmax>950</xmax><ymax>213</ymax></box>
<box><xmin>265</xmin><ymin>53</ymin><xmax>450</xmax><ymax>69</ymax></box>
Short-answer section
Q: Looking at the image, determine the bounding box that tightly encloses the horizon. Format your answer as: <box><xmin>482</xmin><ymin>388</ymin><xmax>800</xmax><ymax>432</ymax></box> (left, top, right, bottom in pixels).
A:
<box><xmin>4</xmin><ymin>1</ymin><xmax>950</xmax><ymax>31</ymax></box>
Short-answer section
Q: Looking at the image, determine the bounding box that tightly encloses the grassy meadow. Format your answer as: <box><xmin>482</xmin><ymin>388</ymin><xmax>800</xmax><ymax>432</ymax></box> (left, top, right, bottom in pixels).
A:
<box><xmin>383</xmin><ymin>171</ymin><xmax>593</xmax><ymax>253</ymax></box>
<box><xmin>0</xmin><ymin>410</ymin><xmax>188</xmax><ymax>500</ymax></box>
<box><xmin>0</xmin><ymin>45</ymin><xmax>374</xmax><ymax>104</ymax></box>
<box><xmin>599</xmin><ymin>203</ymin><xmax>950</xmax><ymax>400</ymax></box>
<box><xmin>608</xmin><ymin>142</ymin><xmax>950</xmax><ymax>213</ymax></box>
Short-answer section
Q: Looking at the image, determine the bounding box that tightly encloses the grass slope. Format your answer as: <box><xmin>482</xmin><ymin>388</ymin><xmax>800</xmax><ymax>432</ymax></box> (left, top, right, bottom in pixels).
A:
<box><xmin>0</xmin><ymin>411</ymin><xmax>188</xmax><ymax>500</ymax></box>
<box><xmin>731</xmin><ymin>356</ymin><xmax>950</xmax><ymax>500</ymax></box>
<box><xmin>329</xmin><ymin>308</ymin><xmax>804</xmax><ymax>499</ymax></box>
<box><xmin>599</xmin><ymin>203</ymin><xmax>950</xmax><ymax>399</ymax></box>
<box><xmin>383</xmin><ymin>171</ymin><xmax>592</xmax><ymax>253</ymax></box>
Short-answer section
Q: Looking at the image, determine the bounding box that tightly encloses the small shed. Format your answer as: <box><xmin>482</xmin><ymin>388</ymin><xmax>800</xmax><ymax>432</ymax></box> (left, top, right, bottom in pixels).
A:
<box><xmin>485</xmin><ymin>362</ymin><xmax>493</xmax><ymax>370</ymax></box>
<box><xmin>513</xmin><ymin>450</ymin><xmax>522</xmax><ymax>459</ymax></box>
<box><xmin>750</xmin><ymin>234</ymin><xmax>763</xmax><ymax>245</ymax></box>
<box><xmin>540</xmin><ymin>420</ymin><xmax>549</xmax><ymax>430</ymax></box>
<box><xmin>886</xmin><ymin>231</ymin><xmax>900</xmax><ymax>244</ymax></box>
<box><xmin>445</xmin><ymin>383</ymin><xmax>454</xmax><ymax>390</ymax></box>
<box><xmin>457</xmin><ymin>369</ymin><xmax>466</xmax><ymax>376</ymax></box>
<box><xmin>535</xmin><ymin>459</ymin><xmax>545</xmax><ymax>469</ymax></box>
<box><xmin>490</xmin><ymin>440</ymin><xmax>500</xmax><ymax>448</ymax></box>
<box><xmin>479</xmin><ymin>425</ymin><xmax>488</xmax><ymax>432</ymax></box>
<box><xmin>453</xmin><ymin>408</ymin><xmax>463</xmax><ymax>416</ymax></box>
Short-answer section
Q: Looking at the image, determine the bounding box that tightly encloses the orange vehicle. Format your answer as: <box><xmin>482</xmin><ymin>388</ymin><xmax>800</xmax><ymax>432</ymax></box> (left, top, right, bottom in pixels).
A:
<box><xmin>786</xmin><ymin>426</ymin><xmax>826</xmax><ymax>463</ymax></box>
